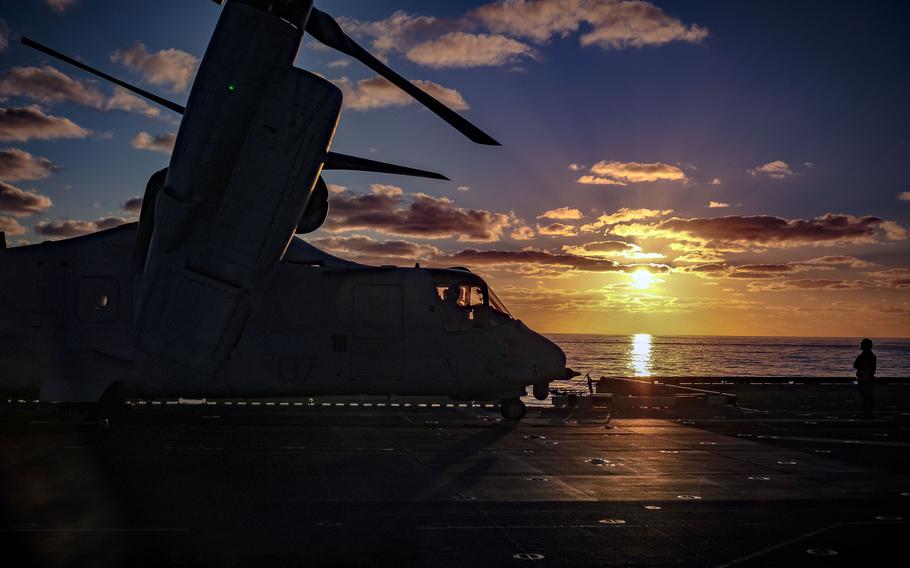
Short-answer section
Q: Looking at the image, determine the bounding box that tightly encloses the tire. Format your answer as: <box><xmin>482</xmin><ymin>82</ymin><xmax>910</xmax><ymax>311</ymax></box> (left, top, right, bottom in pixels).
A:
<box><xmin>533</xmin><ymin>383</ymin><xmax>549</xmax><ymax>401</ymax></box>
<box><xmin>499</xmin><ymin>398</ymin><xmax>527</xmax><ymax>421</ymax></box>
<box><xmin>56</xmin><ymin>403</ymin><xmax>98</xmax><ymax>422</ymax></box>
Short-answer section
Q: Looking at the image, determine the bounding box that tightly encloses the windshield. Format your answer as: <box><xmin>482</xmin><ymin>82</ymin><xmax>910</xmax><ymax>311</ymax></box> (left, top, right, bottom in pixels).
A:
<box><xmin>434</xmin><ymin>281</ymin><xmax>513</xmax><ymax>330</ymax></box>
<box><xmin>488</xmin><ymin>288</ymin><xmax>512</xmax><ymax>318</ymax></box>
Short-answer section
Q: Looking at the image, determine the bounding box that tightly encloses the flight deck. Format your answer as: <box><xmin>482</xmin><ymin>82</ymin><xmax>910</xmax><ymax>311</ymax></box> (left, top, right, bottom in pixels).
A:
<box><xmin>2</xmin><ymin>384</ymin><xmax>909</xmax><ymax>567</ymax></box>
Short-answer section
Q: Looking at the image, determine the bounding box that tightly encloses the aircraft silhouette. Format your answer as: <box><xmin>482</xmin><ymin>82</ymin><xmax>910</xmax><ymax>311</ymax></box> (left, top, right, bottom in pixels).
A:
<box><xmin>0</xmin><ymin>0</ymin><xmax>571</xmax><ymax>421</ymax></box>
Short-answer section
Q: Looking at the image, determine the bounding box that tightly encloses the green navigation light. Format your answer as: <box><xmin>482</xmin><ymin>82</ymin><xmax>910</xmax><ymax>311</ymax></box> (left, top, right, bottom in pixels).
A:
<box><xmin>228</xmin><ymin>84</ymin><xmax>236</xmax><ymax>92</ymax></box>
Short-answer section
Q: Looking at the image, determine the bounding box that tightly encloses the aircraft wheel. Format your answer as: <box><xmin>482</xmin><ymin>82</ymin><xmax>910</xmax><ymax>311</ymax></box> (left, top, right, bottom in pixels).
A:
<box><xmin>533</xmin><ymin>383</ymin><xmax>549</xmax><ymax>401</ymax></box>
<box><xmin>499</xmin><ymin>398</ymin><xmax>526</xmax><ymax>421</ymax></box>
<box><xmin>56</xmin><ymin>403</ymin><xmax>99</xmax><ymax>422</ymax></box>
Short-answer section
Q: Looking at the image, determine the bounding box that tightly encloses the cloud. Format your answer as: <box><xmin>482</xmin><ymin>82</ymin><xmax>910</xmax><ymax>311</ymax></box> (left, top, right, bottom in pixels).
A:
<box><xmin>678</xmin><ymin>256</ymin><xmax>880</xmax><ymax>283</ymax></box>
<box><xmin>536</xmin><ymin>222</ymin><xmax>578</xmax><ymax>237</ymax></box>
<box><xmin>576</xmin><ymin>175</ymin><xmax>625</xmax><ymax>186</ymax></box>
<box><xmin>673</xmin><ymin>252</ymin><xmax>724</xmax><ymax>264</ymax></box>
<box><xmin>748</xmin><ymin>279</ymin><xmax>873</xmax><ymax>292</ymax></box>
<box><xmin>0</xmin><ymin>66</ymin><xmax>164</xmax><ymax>118</ymax></box>
<box><xmin>437</xmin><ymin>247</ymin><xmax>669</xmax><ymax>274</ymax></box>
<box><xmin>342</xmin><ymin>1</ymin><xmax>707</xmax><ymax>72</ymax></box>
<box><xmin>308</xmin><ymin>233</ymin><xmax>669</xmax><ymax>278</ymax></box>
<box><xmin>332</xmin><ymin>76</ymin><xmax>469</xmax><ymax>111</ymax></box>
<box><xmin>310</xmin><ymin>234</ymin><xmax>443</xmax><ymax>265</ymax></box>
<box><xmin>707</xmin><ymin>201</ymin><xmax>729</xmax><ymax>209</ymax></box>
<box><xmin>538</xmin><ymin>206</ymin><xmax>583</xmax><ymax>220</ymax></box>
<box><xmin>0</xmin><ymin>181</ymin><xmax>53</xmax><ymax>217</ymax></box>
<box><xmin>868</xmin><ymin>268</ymin><xmax>910</xmax><ymax>289</ymax></box>
<box><xmin>406</xmin><ymin>32</ymin><xmax>535</xmax><ymax>68</ymax></box>
<box><xmin>749</xmin><ymin>160</ymin><xmax>794</xmax><ymax>179</ymax></box>
<box><xmin>0</xmin><ymin>148</ymin><xmax>58</xmax><ymax>181</ymax></box>
<box><xmin>580</xmin><ymin>207</ymin><xmax>672</xmax><ymax>232</ymax></box>
<box><xmin>510</xmin><ymin>225</ymin><xmax>535</xmax><ymax>240</ymax></box>
<box><xmin>564</xmin><ymin>240</ymin><xmax>636</xmax><ymax>255</ymax></box>
<box><xmin>0</xmin><ymin>215</ymin><xmax>26</xmax><ymax>236</ymax></box>
<box><xmin>710</xmin><ymin>178</ymin><xmax>721</xmax><ymax>185</ymax></box>
<box><xmin>34</xmin><ymin>216</ymin><xmax>129</xmax><ymax>238</ymax></box>
<box><xmin>899</xmin><ymin>192</ymin><xmax>910</xmax><ymax>202</ymax></box>
<box><xmin>0</xmin><ymin>66</ymin><xmax>106</xmax><ymax>107</ymax></box>
<box><xmin>105</xmin><ymin>87</ymin><xmax>161</xmax><ymax>117</ymax></box>
<box><xmin>45</xmin><ymin>0</ymin><xmax>76</xmax><ymax>13</ymax></box>
<box><xmin>323</xmin><ymin>184</ymin><xmax>513</xmax><ymax>242</ymax></box>
<box><xmin>122</xmin><ymin>196</ymin><xmax>143</xmax><ymax>213</ymax></box>
<box><xmin>577</xmin><ymin>160</ymin><xmax>687</xmax><ymax>186</ymax></box>
<box><xmin>801</xmin><ymin>255</ymin><xmax>875</xmax><ymax>269</ymax></box>
<box><xmin>473</xmin><ymin>0</ymin><xmax>709</xmax><ymax>49</ymax></box>
<box><xmin>131</xmin><ymin>131</ymin><xmax>176</xmax><ymax>154</ymax></box>
<box><xmin>338</xmin><ymin>11</ymin><xmax>448</xmax><ymax>59</ymax></box>
<box><xmin>562</xmin><ymin>240</ymin><xmax>664</xmax><ymax>260</ymax></box>
<box><xmin>111</xmin><ymin>42</ymin><xmax>199</xmax><ymax>93</ymax></box>
<box><xmin>0</xmin><ymin>105</ymin><xmax>91</xmax><ymax>142</ymax></box>
<box><xmin>568</xmin><ymin>163</ymin><xmax>584</xmax><ymax>171</ymax></box>
<box><xmin>612</xmin><ymin>214</ymin><xmax>908</xmax><ymax>251</ymax></box>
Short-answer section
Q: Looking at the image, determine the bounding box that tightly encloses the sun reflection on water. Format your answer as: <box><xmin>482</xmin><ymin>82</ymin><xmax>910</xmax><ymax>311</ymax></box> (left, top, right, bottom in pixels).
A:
<box><xmin>630</xmin><ymin>334</ymin><xmax>653</xmax><ymax>377</ymax></box>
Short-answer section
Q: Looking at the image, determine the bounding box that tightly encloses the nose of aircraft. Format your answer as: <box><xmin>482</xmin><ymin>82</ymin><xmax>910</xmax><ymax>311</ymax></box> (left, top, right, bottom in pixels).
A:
<box><xmin>531</xmin><ymin>331</ymin><xmax>567</xmax><ymax>382</ymax></box>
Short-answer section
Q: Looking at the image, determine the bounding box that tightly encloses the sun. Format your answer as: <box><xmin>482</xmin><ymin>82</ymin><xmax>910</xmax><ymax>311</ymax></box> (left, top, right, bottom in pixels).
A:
<box><xmin>631</xmin><ymin>269</ymin><xmax>655</xmax><ymax>289</ymax></box>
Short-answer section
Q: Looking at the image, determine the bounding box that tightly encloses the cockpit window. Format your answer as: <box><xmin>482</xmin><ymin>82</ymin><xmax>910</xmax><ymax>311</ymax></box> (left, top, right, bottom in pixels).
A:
<box><xmin>488</xmin><ymin>288</ymin><xmax>512</xmax><ymax>318</ymax></box>
<box><xmin>434</xmin><ymin>281</ymin><xmax>513</xmax><ymax>330</ymax></box>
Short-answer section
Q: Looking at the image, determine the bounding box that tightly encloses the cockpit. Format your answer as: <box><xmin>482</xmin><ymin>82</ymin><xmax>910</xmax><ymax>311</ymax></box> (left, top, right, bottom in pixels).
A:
<box><xmin>431</xmin><ymin>269</ymin><xmax>513</xmax><ymax>331</ymax></box>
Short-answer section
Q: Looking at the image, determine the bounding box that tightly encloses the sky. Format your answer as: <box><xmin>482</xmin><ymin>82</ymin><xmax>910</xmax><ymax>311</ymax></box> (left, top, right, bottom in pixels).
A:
<box><xmin>1</xmin><ymin>0</ymin><xmax>909</xmax><ymax>337</ymax></box>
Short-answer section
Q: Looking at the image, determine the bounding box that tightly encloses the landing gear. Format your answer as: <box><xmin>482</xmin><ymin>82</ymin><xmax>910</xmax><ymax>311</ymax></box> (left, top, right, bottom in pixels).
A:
<box><xmin>55</xmin><ymin>402</ymin><xmax>99</xmax><ymax>422</ymax></box>
<box><xmin>499</xmin><ymin>397</ymin><xmax>526</xmax><ymax>421</ymax></box>
<box><xmin>533</xmin><ymin>382</ymin><xmax>549</xmax><ymax>401</ymax></box>
<box><xmin>53</xmin><ymin>383</ymin><xmax>125</xmax><ymax>424</ymax></box>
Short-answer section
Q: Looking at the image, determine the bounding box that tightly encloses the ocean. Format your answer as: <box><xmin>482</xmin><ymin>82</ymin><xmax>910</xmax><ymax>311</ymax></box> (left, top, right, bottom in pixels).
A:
<box><xmin>546</xmin><ymin>334</ymin><xmax>910</xmax><ymax>378</ymax></box>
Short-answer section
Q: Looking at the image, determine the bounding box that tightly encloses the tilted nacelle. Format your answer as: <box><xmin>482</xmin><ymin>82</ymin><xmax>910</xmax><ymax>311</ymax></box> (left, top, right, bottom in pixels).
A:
<box><xmin>135</xmin><ymin>2</ymin><xmax>340</xmax><ymax>377</ymax></box>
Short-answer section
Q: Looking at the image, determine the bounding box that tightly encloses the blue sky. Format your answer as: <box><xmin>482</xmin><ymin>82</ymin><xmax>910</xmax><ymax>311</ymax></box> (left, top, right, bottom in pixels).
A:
<box><xmin>2</xmin><ymin>0</ymin><xmax>909</xmax><ymax>336</ymax></box>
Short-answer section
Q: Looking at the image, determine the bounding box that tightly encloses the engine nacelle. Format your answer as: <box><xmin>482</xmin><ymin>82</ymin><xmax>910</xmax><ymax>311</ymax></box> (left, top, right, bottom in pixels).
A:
<box><xmin>296</xmin><ymin>176</ymin><xmax>329</xmax><ymax>234</ymax></box>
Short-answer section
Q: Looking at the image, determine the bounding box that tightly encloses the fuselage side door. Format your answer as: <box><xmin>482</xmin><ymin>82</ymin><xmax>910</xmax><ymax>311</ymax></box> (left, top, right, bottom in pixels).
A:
<box><xmin>351</xmin><ymin>284</ymin><xmax>403</xmax><ymax>389</ymax></box>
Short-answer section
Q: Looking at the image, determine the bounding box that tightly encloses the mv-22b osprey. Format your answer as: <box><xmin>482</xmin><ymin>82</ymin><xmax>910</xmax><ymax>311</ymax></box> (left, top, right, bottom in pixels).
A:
<box><xmin>0</xmin><ymin>0</ymin><xmax>573</xmax><ymax>421</ymax></box>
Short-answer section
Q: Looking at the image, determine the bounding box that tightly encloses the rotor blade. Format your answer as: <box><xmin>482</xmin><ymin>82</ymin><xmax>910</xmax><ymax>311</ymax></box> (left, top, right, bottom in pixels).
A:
<box><xmin>325</xmin><ymin>152</ymin><xmax>449</xmax><ymax>180</ymax></box>
<box><xmin>306</xmin><ymin>8</ymin><xmax>500</xmax><ymax>146</ymax></box>
<box><xmin>21</xmin><ymin>37</ymin><xmax>186</xmax><ymax>115</ymax></box>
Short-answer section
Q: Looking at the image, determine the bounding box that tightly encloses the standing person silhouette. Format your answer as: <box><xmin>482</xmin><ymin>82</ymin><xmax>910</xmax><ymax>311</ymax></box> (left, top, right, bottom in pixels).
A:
<box><xmin>853</xmin><ymin>338</ymin><xmax>877</xmax><ymax>419</ymax></box>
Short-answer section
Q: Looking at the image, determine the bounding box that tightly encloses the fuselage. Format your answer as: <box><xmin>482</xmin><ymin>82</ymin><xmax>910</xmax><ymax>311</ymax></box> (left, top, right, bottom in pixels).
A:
<box><xmin>0</xmin><ymin>225</ymin><xmax>567</xmax><ymax>402</ymax></box>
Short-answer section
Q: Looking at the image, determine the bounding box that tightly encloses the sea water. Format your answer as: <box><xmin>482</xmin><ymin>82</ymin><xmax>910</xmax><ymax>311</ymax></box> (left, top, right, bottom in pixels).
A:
<box><xmin>546</xmin><ymin>334</ymin><xmax>910</xmax><ymax>378</ymax></box>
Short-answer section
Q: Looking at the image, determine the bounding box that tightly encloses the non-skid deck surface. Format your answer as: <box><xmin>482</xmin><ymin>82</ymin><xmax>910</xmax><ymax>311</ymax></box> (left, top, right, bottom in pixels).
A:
<box><xmin>1</xmin><ymin>394</ymin><xmax>909</xmax><ymax>567</ymax></box>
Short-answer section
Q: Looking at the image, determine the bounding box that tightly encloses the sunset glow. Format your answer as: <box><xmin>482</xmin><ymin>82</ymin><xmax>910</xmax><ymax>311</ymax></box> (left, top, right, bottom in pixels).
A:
<box><xmin>631</xmin><ymin>269</ymin><xmax>655</xmax><ymax>290</ymax></box>
<box><xmin>0</xmin><ymin>1</ymin><xmax>907</xmax><ymax>338</ymax></box>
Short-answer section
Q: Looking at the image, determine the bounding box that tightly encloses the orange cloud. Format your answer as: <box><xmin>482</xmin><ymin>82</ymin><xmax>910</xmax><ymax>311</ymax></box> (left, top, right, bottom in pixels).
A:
<box><xmin>577</xmin><ymin>160</ymin><xmax>687</xmax><ymax>186</ymax></box>
<box><xmin>0</xmin><ymin>105</ymin><xmax>90</xmax><ymax>143</ymax></box>
<box><xmin>0</xmin><ymin>148</ymin><xmax>58</xmax><ymax>181</ymax></box>
<box><xmin>131</xmin><ymin>131</ymin><xmax>176</xmax><ymax>154</ymax></box>
<box><xmin>0</xmin><ymin>181</ymin><xmax>53</xmax><ymax>217</ymax></box>
<box><xmin>406</xmin><ymin>32</ymin><xmax>535</xmax><ymax>68</ymax></box>
<box><xmin>323</xmin><ymin>185</ymin><xmax>513</xmax><ymax>242</ymax></box>
<box><xmin>536</xmin><ymin>222</ymin><xmax>578</xmax><ymax>237</ymax></box>
<box><xmin>538</xmin><ymin>206</ymin><xmax>583</xmax><ymax>220</ymax></box>
<box><xmin>581</xmin><ymin>207</ymin><xmax>673</xmax><ymax>232</ymax></box>
<box><xmin>34</xmin><ymin>217</ymin><xmax>130</xmax><ymax>239</ymax></box>
<box><xmin>749</xmin><ymin>160</ymin><xmax>794</xmax><ymax>179</ymax></box>
<box><xmin>612</xmin><ymin>214</ymin><xmax>908</xmax><ymax>251</ymax></box>
<box><xmin>111</xmin><ymin>42</ymin><xmax>199</xmax><ymax>93</ymax></box>
<box><xmin>0</xmin><ymin>215</ymin><xmax>26</xmax><ymax>235</ymax></box>
<box><xmin>333</xmin><ymin>76</ymin><xmax>468</xmax><ymax>111</ymax></box>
